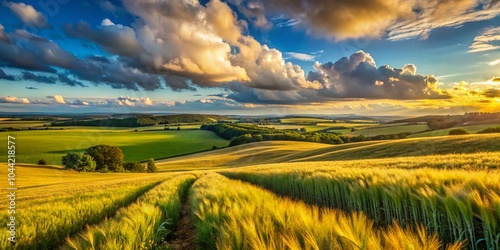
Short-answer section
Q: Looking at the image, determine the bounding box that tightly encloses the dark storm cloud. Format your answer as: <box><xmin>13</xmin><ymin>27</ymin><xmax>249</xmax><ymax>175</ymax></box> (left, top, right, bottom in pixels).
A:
<box><xmin>163</xmin><ymin>76</ymin><xmax>197</xmax><ymax>92</ymax></box>
<box><xmin>57</xmin><ymin>74</ymin><xmax>86</xmax><ymax>87</ymax></box>
<box><xmin>21</xmin><ymin>71</ymin><xmax>57</xmax><ymax>84</ymax></box>
<box><xmin>0</xmin><ymin>68</ymin><xmax>16</xmax><ymax>81</ymax></box>
<box><xmin>0</xmin><ymin>30</ymin><xmax>82</xmax><ymax>73</ymax></box>
<box><xmin>64</xmin><ymin>21</ymin><xmax>142</xmax><ymax>58</ymax></box>
<box><xmin>0</xmin><ymin>27</ymin><xmax>164</xmax><ymax>91</ymax></box>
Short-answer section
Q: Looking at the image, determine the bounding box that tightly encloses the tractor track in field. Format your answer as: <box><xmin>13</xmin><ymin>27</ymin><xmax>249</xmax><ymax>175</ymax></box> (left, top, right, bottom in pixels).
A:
<box><xmin>169</xmin><ymin>183</ymin><xmax>197</xmax><ymax>250</ymax></box>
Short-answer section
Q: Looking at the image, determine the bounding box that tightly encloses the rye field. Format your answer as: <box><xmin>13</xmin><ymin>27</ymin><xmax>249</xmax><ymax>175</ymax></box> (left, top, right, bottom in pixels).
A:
<box><xmin>1</xmin><ymin>132</ymin><xmax>500</xmax><ymax>249</ymax></box>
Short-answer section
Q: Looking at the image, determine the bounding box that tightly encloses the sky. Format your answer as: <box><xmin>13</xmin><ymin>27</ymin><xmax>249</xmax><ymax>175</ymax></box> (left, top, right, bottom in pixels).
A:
<box><xmin>0</xmin><ymin>0</ymin><xmax>499</xmax><ymax>116</ymax></box>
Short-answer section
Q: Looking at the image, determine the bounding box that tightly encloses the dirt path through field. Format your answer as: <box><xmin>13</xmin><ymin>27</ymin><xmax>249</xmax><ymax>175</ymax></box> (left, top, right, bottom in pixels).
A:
<box><xmin>169</xmin><ymin>184</ymin><xmax>197</xmax><ymax>250</ymax></box>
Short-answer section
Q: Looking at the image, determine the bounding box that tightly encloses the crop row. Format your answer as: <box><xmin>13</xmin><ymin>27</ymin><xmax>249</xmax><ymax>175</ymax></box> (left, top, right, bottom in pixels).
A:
<box><xmin>63</xmin><ymin>174</ymin><xmax>196</xmax><ymax>249</ymax></box>
<box><xmin>221</xmin><ymin>163</ymin><xmax>500</xmax><ymax>249</ymax></box>
<box><xmin>0</xmin><ymin>175</ymin><xmax>167</xmax><ymax>249</ymax></box>
<box><xmin>190</xmin><ymin>174</ymin><xmax>462</xmax><ymax>249</ymax></box>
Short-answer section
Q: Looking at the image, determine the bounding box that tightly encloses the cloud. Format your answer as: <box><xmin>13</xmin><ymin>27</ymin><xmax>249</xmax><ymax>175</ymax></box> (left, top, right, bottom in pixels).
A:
<box><xmin>469</xmin><ymin>27</ymin><xmax>500</xmax><ymax>53</ymax></box>
<box><xmin>0</xmin><ymin>68</ymin><xmax>15</xmax><ymax>81</ymax></box>
<box><xmin>98</xmin><ymin>1</ymin><xmax>121</xmax><ymax>13</ymax></box>
<box><xmin>3</xmin><ymin>1</ymin><xmax>47</xmax><ymax>27</ymax></box>
<box><xmin>0</xmin><ymin>24</ymin><xmax>10</xmax><ymax>43</ymax></box>
<box><xmin>227</xmin><ymin>50</ymin><xmax>449</xmax><ymax>104</ymax></box>
<box><xmin>484</xmin><ymin>88</ymin><xmax>500</xmax><ymax>98</ymax></box>
<box><xmin>47</xmin><ymin>95</ymin><xmax>66</xmax><ymax>104</ymax></box>
<box><xmin>257</xmin><ymin>0</ymin><xmax>415</xmax><ymax>40</ymax></box>
<box><xmin>312</xmin><ymin>51</ymin><xmax>448</xmax><ymax>99</ymax></box>
<box><xmin>489</xmin><ymin>59</ymin><xmax>500</xmax><ymax>66</ymax></box>
<box><xmin>0</xmin><ymin>96</ymin><xmax>30</xmax><ymax>104</ymax></box>
<box><xmin>0</xmin><ymin>30</ymin><xmax>83</xmax><ymax>73</ymax></box>
<box><xmin>388</xmin><ymin>0</ymin><xmax>500</xmax><ymax>41</ymax></box>
<box><xmin>115</xmin><ymin>96</ymin><xmax>154</xmax><ymax>106</ymax></box>
<box><xmin>22</xmin><ymin>71</ymin><xmax>57</xmax><ymax>84</ymax></box>
<box><xmin>70</xmin><ymin>100</ymin><xmax>90</xmax><ymax>106</ymax></box>
<box><xmin>63</xmin><ymin>0</ymin><xmax>317</xmax><ymax>92</ymax></box>
<box><xmin>244</xmin><ymin>0</ymin><xmax>500</xmax><ymax>41</ymax></box>
<box><xmin>285</xmin><ymin>52</ymin><xmax>316</xmax><ymax>61</ymax></box>
<box><xmin>25</xmin><ymin>86</ymin><xmax>38</xmax><ymax>90</ymax></box>
<box><xmin>57</xmin><ymin>74</ymin><xmax>86</xmax><ymax>87</ymax></box>
<box><xmin>65</xmin><ymin>20</ymin><xmax>142</xmax><ymax>58</ymax></box>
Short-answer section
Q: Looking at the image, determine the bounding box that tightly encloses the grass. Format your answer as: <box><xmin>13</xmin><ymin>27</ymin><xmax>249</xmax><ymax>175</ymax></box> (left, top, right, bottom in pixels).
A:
<box><xmin>0</xmin><ymin>129</ymin><xmax>228</xmax><ymax>164</ymax></box>
<box><xmin>0</xmin><ymin>164</ymin><xmax>170</xmax><ymax>249</ymax></box>
<box><xmin>348</xmin><ymin>124</ymin><xmax>429</xmax><ymax>136</ymax></box>
<box><xmin>280</xmin><ymin>117</ymin><xmax>332</xmax><ymax>123</ymax></box>
<box><xmin>221</xmin><ymin>154</ymin><xmax>500</xmax><ymax>249</ymax></box>
<box><xmin>259</xmin><ymin>122</ymin><xmax>378</xmax><ymax>132</ymax></box>
<box><xmin>191</xmin><ymin>174</ymin><xmax>463</xmax><ymax>250</ymax></box>
<box><xmin>156</xmin><ymin>140</ymin><xmax>332</xmax><ymax>171</ymax></box>
<box><xmin>410</xmin><ymin>124</ymin><xmax>500</xmax><ymax>138</ymax></box>
<box><xmin>0</xmin><ymin>120</ymin><xmax>50</xmax><ymax>128</ymax></box>
<box><xmin>63</xmin><ymin>174</ymin><xmax>196</xmax><ymax>250</ymax></box>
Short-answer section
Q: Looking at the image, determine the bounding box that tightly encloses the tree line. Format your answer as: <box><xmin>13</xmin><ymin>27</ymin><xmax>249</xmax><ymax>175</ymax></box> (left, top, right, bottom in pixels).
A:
<box><xmin>52</xmin><ymin>114</ymin><xmax>227</xmax><ymax>127</ymax></box>
<box><xmin>201</xmin><ymin>123</ymin><xmax>412</xmax><ymax>146</ymax></box>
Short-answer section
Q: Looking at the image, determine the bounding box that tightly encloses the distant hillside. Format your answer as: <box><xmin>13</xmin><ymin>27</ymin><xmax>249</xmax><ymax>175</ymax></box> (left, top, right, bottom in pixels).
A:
<box><xmin>52</xmin><ymin>114</ymin><xmax>227</xmax><ymax>127</ymax></box>
<box><xmin>394</xmin><ymin>112</ymin><xmax>500</xmax><ymax>124</ymax></box>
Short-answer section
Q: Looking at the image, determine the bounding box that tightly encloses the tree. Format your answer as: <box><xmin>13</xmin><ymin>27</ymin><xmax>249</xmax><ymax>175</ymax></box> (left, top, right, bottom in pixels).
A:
<box><xmin>124</xmin><ymin>162</ymin><xmax>145</xmax><ymax>172</ymax></box>
<box><xmin>62</xmin><ymin>152</ymin><xmax>96</xmax><ymax>172</ymax></box>
<box><xmin>299</xmin><ymin>127</ymin><xmax>307</xmax><ymax>133</ymax></box>
<box><xmin>147</xmin><ymin>158</ymin><xmax>157</xmax><ymax>173</ymax></box>
<box><xmin>86</xmin><ymin>145</ymin><xmax>124</xmax><ymax>172</ymax></box>
<box><xmin>449</xmin><ymin>129</ymin><xmax>468</xmax><ymax>135</ymax></box>
<box><xmin>177</xmin><ymin>126</ymin><xmax>181</xmax><ymax>130</ymax></box>
<box><xmin>38</xmin><ymin>159</ymin><xmax>47</xmax><ymax>165</ymax></box>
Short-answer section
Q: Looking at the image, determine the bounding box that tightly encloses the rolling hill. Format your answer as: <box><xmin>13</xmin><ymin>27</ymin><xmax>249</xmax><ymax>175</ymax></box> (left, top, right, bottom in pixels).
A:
<box><xmin>156</xmin><ymin>134</ymin><xmax>500</xmax><ymax>171</ymax></box>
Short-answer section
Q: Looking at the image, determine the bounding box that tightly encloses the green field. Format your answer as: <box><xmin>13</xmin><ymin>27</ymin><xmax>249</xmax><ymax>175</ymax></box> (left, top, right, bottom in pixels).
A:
<box><xmin>280</xmin><ymin>117</ymin><xmax>332</xmax><ymax>123</ymax></box>
<box><xmin>0</xmin><ymin>129</ymin><xmax>228</xmax><ymax>165</ymax></box>
<box><xmin>0</xmin><ymin>120</ymin><xmax>50</xmax><ymax>128</ymax></box>
<box><xmin>348</xmin><ymin>124</ymin><xmax>429</xmax><ymax>136</ymax></box>
<box><xmin>259</xmin><ymin>122</ymin><xmax>378</xmax><ymax>132</ymax></box>
<box><xmin>410</xmin><ymin>124</ymin><xmax>500</xmax><ymax>137</ymax></box>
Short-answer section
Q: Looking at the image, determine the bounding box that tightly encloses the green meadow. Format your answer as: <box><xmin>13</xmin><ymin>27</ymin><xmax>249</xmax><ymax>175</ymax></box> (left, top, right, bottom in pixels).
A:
<box><xmin>0</xmin><ymin>129</ymin><xmax>228</xmax><ymax>165</ymax></box>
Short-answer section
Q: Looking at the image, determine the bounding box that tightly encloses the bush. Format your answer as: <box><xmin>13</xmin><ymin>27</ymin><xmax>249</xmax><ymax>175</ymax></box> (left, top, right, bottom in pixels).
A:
<box><xmin>449</xmin><ymin>129</ymin><xmax>468</xmax><ymax>135</ymax></box>
<box><xmin>146</xmin><ymin>158</ymin><xmax>156</xmax><ymax>173</ymax></box>
<box><xmin>212</xmin><ymin>145</ymin><xmax>218</xmax><ymax>150</ymax></box>
<box><xmin>62</xmin><ymin>152</ymin><xmax>96</xmax><ymax>172</ymax></box>
<box><xmin>477</xmin><ymin>127</ymin><xmax>500</xmax><ymax>134</ymax></box>
<box><xmin>86</xmin><ymin>145</ymin><xmax>124</xmax><ymax>172</ymax></box>
<box><xmin>123</xmin><ymin>162</ymin><xmax>145</xmax><ymax>172</ymax></box>
<box><xmin>38</xmin><ymin>159</ymin><xmax>47</xmax><ymax>165</ymax></box>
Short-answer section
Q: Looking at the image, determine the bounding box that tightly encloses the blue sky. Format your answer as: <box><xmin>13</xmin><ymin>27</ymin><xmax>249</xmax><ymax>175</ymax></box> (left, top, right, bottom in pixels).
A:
<box><xmin>1</xmin><ymin>0</ymin><xmax>499</xmax><ymax>115</ymax></box>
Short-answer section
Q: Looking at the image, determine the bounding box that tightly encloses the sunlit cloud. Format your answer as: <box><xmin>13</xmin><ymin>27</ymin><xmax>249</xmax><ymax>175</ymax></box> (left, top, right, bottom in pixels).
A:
<box><xmin>469</xmin><ymin>27</ymin><xmax>500</xmax><ymax>53</ymax></box>
<box><xmin>488</xmin><ymin>59</ymin><xmax>500</xmax><ymax>66</ymax></box>
<box><xmin>285</xmin><ymin>52</ymin><xmax>316</xmax><ymax>61</ymax></box>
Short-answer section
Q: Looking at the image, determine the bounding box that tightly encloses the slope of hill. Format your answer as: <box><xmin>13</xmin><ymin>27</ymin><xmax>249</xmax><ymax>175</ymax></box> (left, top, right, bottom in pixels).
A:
<box><xmin>156</xmin><ymin>134</ymin><xmax>500</xmax><ymax>171</ymax></box>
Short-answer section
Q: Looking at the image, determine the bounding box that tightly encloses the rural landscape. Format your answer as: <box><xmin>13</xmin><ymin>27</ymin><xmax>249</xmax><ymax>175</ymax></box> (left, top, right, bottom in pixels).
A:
<box><xmin>1</xmin><ymin>0</ymin><xmax>500</xmax><ymax>249</ymax></box>
<box><xmin>1</xmin><ymin>112</ymin><xmax>500</xmax><ymax>249</ymax></box>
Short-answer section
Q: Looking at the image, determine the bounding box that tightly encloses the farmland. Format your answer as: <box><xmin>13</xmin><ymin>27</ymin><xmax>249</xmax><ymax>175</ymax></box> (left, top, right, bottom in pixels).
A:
<box><xmin>2</xmin><ymin>122</ymin><xmax>500</xmax><ymax>249</ymax></box>
<box><xmin>0</xmin><ymin>129</ymin><xmax>228</xmax><ymax>165</ymax></box>
<box><xmin>348</xmin><ymin>124</ymin><xmax>429</xmax><ymax>136</ymax></box>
